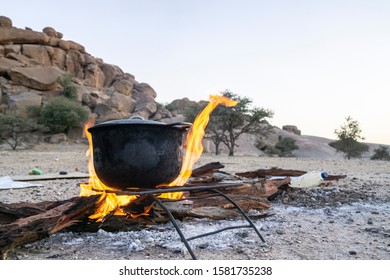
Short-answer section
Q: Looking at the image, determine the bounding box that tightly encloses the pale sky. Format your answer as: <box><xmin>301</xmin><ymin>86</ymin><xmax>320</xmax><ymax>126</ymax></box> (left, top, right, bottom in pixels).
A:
<box><xmin>3</xmin><ymin>0</ymin><xmax>390</xmax><ymax>145</ymax></box>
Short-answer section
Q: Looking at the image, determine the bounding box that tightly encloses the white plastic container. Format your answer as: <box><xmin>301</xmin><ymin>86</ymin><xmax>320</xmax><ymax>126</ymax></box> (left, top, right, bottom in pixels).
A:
<box><xmin>289</xmin><ymin>171</ymin><xmax>328</xmax><ymax>188</ymax></box>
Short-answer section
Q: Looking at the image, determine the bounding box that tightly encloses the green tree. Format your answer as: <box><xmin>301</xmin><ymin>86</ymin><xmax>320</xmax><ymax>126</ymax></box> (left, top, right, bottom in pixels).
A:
<box><xmin>329</xmin><ymin>116</ymin><xmax>369</xmax><ymax>159</ymax></box>
<box><xmin>0</xmin><ymin>112</ymin><xmax>46</xmax><ymax>150</ymax></box>
<box><xmin>40</xmin><ymin>96</ymin><xmax>89</xmax><ymax>133</ymax></box>
<box><xmin>370</xmin><ymin>145</ymin><xmax>390</xmax><ymax>161</ymax></box>
<box><xmin>217</xmin><ymin>90</ymin><xmax>273</xmax><ymax>156</ymax></box>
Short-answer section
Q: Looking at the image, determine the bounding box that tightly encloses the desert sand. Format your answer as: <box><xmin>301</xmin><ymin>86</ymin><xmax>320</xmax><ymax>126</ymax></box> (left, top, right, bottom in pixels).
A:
<box><xmin>0</xmin><ymin>142</ymin><xmax>389</xmax><ymax>260</ymax></box>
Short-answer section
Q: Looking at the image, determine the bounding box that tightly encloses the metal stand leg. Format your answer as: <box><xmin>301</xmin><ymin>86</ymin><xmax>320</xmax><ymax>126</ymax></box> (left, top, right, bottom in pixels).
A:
<box><xmin>210</xmin><ymin>189</ymin><xmax>266</xmax><ymax>242</ymax></box>
<box><xmin>148</xmin><ymin>194</ymin><xmax>198</xmax><ymax>260</ymax></box>
<box><xmin>147</xmin><ymin>189</ymin><xmax>266</xmax><ymax>260</ymax></box>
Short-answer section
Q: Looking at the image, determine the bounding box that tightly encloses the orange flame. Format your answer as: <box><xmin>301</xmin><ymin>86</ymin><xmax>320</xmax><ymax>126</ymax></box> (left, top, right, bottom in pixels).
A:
<box><xmin>80</xmin><ymin>118</ymin><xmax>141</xmax><ymax>220</ymax></box>
<box><xmin>80</xmin><ymin>94</ymin><xmax>237</xmax><ymax>221</ymax></box>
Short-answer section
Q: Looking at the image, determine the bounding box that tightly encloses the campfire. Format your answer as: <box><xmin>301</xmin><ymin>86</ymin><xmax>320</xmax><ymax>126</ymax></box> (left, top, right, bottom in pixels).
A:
<box><xmin>79</xmin><ymin>95</ymin><xmax>238</xmax><ymax>221</ymax></box>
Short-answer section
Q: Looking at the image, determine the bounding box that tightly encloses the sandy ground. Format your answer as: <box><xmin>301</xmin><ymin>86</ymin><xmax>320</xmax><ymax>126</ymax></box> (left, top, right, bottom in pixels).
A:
<box><xmin>0</xmin><ymin>143</ymin><xmax>389</xmax><ymax>260</ymax></box>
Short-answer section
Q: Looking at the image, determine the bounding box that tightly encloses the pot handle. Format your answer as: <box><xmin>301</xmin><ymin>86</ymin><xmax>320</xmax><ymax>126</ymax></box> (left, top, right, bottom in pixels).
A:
<box><xmin>128</xmin><ymin>116</ymin><xmax>145</xmax><ymax>120</ymax></box>
<box><xmin>166</xmin><ymin>122</ymin><xmax>193</xmax><ymax>130</ymax></box>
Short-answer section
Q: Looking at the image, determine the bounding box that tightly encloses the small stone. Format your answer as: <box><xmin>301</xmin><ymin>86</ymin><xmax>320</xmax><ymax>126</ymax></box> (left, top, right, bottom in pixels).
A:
<box><xmin>367</xmin><ymin>218</ymin><xmax>373</xmax><ymax>225</ymax></box>
<box><xmin>323</xmin><ymin>208</ymin><xmax>332</xmax><ymax>215</ymax></box>
<box><xmin>276</xmin><ymin>229</ymin><xmax>285</xmax><ymax>235</ymax></box>
<box><xmin>349</xmin><ymin>250</ymin><xmax>357</xmax><ymax>255</ymax></box>
<box><xmin>329</xmin><ymin>220</ymin><xmax>335</xmax><ymax>224</ymax></box>
<box><xmin>236</xmin><ymin>232</ymin><xmax>249</xmax><ymax>238</ymax></box>
<box><xmin>236</xmin><ymin>248</ymin><xmax>245</xmax><ymax>254</ymax></box>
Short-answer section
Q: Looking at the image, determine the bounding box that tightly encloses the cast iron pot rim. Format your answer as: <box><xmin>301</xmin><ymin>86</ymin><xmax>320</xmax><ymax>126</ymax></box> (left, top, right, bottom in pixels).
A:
<box><xmin>88</xmin><ymin>116</ymin><xmax>192</xmax><ymax>132</ymax></box>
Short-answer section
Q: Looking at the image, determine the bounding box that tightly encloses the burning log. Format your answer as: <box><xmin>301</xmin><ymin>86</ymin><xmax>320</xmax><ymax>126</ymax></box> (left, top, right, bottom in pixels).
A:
<box><xmin>0</xmin><ymin>201</ymin><xmax>52</xmax><ymax>224</ymax></box>
<box><xmin>0</xmin><ymin>195</ymin><xmax>101</xmax><ymax>260</ymax></box>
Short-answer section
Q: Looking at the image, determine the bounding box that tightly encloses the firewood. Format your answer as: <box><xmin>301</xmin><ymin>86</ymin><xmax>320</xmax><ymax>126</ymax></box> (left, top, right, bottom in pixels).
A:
<box><xmin>236</xmin><ymin>168</ymin><xmax>347</xmax><ymax>181</ymax></box>
<box><xmin>236</xmin><ymin>167</ymin><xmax>306</xmax><ymax>178</ymax></box>
<box><xmin>0</xmin><ymin>195</ymin><xmax>101</xmax><ymax>260</ymax></box>
<box><xmin>191</xmin><ymin>161</ymin><xmax>225</xmax><ymax>177</ymax></box>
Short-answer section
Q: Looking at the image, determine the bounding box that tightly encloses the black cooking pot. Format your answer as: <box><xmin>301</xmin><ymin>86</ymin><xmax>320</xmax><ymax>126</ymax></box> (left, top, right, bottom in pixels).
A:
<box><xmin>88</xmin><ymin>116</ymin><xmax>192</xmax><ymax>189</ymax></box>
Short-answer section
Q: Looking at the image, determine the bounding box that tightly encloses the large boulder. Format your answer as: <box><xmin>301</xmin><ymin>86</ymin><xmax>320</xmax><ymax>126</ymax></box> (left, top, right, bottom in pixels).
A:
<box><xmin>3</xmin><ymin>44</ymin><xmax>21</xmax><ymax>55</ymax></box>
<box><xmin>0</xmin><ymin>27</ymin><xmax>49</xmax><ymax>44</ymax></box>
<box><xmin>79</xmin><ymin>86</ymin><xmax>109</xmax><ymax>109</ymax></box>
<box><xmin>131</xmin><ymin>83</ymin><xmax>157</xmax><ymax>119</ymax></box>
<box><xmin>112</xmin><ymin>78</ymin><xmax>133</xmax><ymax>96</ymax></box>
<box><xmin>42</xmin><ymin>27</ymin><xmax>63</xmax><ymax>39</ymax></box>
<box><xmin>106</xmin><ymin>91</ymin><xmax>136</xmax><ymax>113</ymax></box>
<box><xmin>151</xmin><ymin>105</ymin><xmax>173</xmax><ymax>121</ymax></box>
<box><xmin>94</xmin><ymin>103</ymin><xmax>128</xmax><ymax>123</ymax></box>
<box><xmin>0</xmin><ymin>57</ymin><xmax>24</xmax><ymax>74</ymax></box>
<box><xmin>101</xmin><ymin>63</ymin><xmax>123</xmax><ymax>87</ymax></box>
<box><xmin>84</xmin><ymin>63</ymin><xmax>105</xmax><ymax>88</ymax></box>
<box><xmin>22</xmin><ymin>44</ymin><xmax>53</xmax><ymax>66</ymax></box>
<box><xmin>58</xmin><ymin>40</ymin><xmax>85</xmax><ymax>53</ymax></box>
<box><xmin>0</xmin><ymin>16</ymin><xmax>12</xmax><ymax>28</ymax></box>
<box><xmin>4</xmin><ymin>53</ymin><xmax>39</xmax><ymax>66</ymax></box>
<box><xmin>7</xmin><ymin>66</ymin><xmax>63</xmax><ymax>90</ymax></box>
<box><xmin>7</xmin><ymin>91</ymin><xmax>42</xmax><ymax>117</ymax></box>
<box><xmin>52</xmin><ymin>47</ymin><xmax>66</xmax><ymax>69</ymax></box>
<box><xmin>65</xmin><ymin>50</ymin><xmax>84</xmax><ymax>79</ymax></box>
<box><xmin>282</xmin><ymin>125</ymin><xmax>301</xmax><ymax>136</ymax></box>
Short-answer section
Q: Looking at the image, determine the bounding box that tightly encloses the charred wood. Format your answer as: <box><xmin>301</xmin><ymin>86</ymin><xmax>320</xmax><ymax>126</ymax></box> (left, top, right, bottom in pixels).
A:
<box><xmin>0</xmin><ymin>195</ymin><xmax>101</xmax><ymax>260</ymax></box>
<box><xmin>191</xmin><ymin>162</ymin><xmax>225</xmax><ymax>177</ymax></box>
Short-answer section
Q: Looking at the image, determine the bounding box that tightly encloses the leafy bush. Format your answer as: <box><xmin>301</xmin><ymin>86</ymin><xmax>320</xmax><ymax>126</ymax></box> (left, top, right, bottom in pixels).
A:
<box><xmin>58</xmin><ymin>73</ymin><xmax>78</xmax><ymax>100</ymax></box>
<box><xmin>40</xmin><ymin>96</ymin><xmax>89</xmax><ymax>133</ymax></box>
<box><xmin>27</xmin><ymin>105</ymin><xmax>42</xmax><ymax>120</ymax></box>
<box><xmin>370</xmin><ymin>145</ymin><xmax>390</xmax><ymax>161</ymax></box>
<box><xmin>262</xmin><ymin>137</ymin><xmax>299</xmax><ymax>157</ymax></box>
<box><xmin>275</xmin><ymin>137</ymin><xmax>299</xmax><ymax>157</ymax></box>
<box><xmin>264</xmin><ymin>145</ymin><xmax>282</xmax><ymax>157</ymax></box>
<box><xmin>0</xmin><ymin>112</ymin><xmax>46</xmax><ymax>150</ymax></box>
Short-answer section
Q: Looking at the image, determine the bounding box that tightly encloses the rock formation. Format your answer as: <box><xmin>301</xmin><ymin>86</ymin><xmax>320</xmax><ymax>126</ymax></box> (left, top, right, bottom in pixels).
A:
<box><xmin>0</xmin><ymin>15</ymin><xmax>158</xmax><ymax>126</ymax></box>
<box><xmin>282</xmin><ymin>125</ymin><xmax>301</xmax><ymax>136</ymax></box>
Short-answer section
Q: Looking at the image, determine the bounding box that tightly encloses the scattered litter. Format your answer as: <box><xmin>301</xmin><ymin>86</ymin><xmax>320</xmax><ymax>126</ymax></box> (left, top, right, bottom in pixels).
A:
<box><xmin>289</xmin><ymin>171</ymin><xmax>328</xmax><ymax>188</ymax></box>
<box><xmin>0</xmin><ymin>176</ymin><xmax>43</xmax><ymax>190</ymax></box>
<box><xmin>29</xmin><ymin>168</ymin><xmax>43</xmax><ymax>175</ymax></box>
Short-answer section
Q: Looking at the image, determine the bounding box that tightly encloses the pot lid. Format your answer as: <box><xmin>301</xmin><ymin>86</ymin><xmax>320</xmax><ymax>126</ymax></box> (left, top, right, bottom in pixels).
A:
<box><xmin>88</xmin><ymin>116</ymin><xmax>192</xmax><ymax>131</ymax></box>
